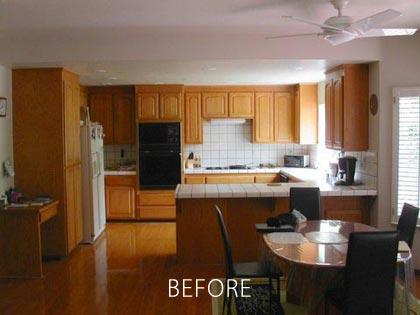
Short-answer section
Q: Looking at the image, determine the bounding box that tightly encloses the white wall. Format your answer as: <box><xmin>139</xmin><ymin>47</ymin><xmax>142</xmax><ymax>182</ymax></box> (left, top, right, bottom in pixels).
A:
<box><xmin>374</xmin><ymin>35</ymin><xmax>420</xmax><ymax>267</ymax></box>
<box><xmin>0</xmin><ymin>65</ymin><xmax>13</xmax><ymax>195</ymax></box>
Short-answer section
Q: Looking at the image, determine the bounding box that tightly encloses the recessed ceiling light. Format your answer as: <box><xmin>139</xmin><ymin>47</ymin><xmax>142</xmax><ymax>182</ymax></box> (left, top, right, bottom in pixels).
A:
<box><xmin>102</xmin><ymin>82</ymin><xmax>112</xmax><ymax>86</ymax></box>
<box><xmin>95</xmin><ymin>69</ymin><xmax>107</xmax><ymax>73</ymax></box>
<box><xmin>108</xmin><ymin>77</ymin><xmax>118</xmax><ymax>80</ymax></box>
<box><xmin>382</xmin><ymin>28</ymin><xmax>417</xmax><ymax>36</ymax></box>
<box><xmin>295</xmin><ymin>66</ymin><xmax>304</xmax><ymax>71</ymax></box>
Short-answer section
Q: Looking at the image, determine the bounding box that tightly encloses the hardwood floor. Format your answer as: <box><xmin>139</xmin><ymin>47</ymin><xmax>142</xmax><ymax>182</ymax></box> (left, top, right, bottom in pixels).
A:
<box><xmin>0</xmin><ymin>223</ymin><xmax>222</xmax><ymax>315</ymax></box>
<box><xmin>1</xmin><ymin>222</ymin><xmax>419</xmax><ymax>315</ymax></box>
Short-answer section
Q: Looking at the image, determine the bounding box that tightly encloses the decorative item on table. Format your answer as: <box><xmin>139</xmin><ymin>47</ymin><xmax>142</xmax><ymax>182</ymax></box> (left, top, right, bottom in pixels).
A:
<box><xmin>5</xmin><ymin>187</ymin><xmax>23</xmax><ymax>204</ymax></box>
<box><xmin>0</xmin><ymin>97</ymin><xmax>7</xmax><ymax>117</ymax></box>
<box><xmin>185</xmin><ymin>152</ymin><xmax>195</xmax><ymax>169</ymax></box>
<box><xmin>29</xmin><ymin>195</ymin><xmax>52</xmax><ymax>206</ymax></box>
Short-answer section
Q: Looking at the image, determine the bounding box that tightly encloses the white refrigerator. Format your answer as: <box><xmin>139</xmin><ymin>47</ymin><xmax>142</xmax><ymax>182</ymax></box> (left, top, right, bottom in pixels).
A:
<box><xmin>81</xmin><ymin>119</ymin><xmax>106</xmax><ymax>244</ymax></box>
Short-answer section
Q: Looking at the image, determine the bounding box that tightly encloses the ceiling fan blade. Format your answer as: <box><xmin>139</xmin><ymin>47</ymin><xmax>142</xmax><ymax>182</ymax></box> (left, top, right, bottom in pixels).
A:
<box><xmin>358</xmin><ymin>28</ymin><xmax>417</xmax><ymax>38</ymax></box>
<box><xmin>282</xmin><ymin>16</ymin><xmax>350</xmax><ymax>33</ymax></box>
<box><xmin>323</xmin><ymin>34</ymin><xmax>356</xmax><ymax>46</ymax></box>
<box><xmin>265</xmin><ymin>33</ymin><xmax>320</xmax><ymax>40</ymax></box>
<box><xmin>348</xmin><ymin>9</ymin><xmax>402</xmax><ymax>35</ymax></box>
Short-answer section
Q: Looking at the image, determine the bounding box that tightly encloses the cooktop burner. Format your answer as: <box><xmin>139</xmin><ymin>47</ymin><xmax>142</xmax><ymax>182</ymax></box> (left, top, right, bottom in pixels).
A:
<box><xmin>205</xmin><ymin>165</ymin><xmax>254</xmax><ymax>170</ymax></box>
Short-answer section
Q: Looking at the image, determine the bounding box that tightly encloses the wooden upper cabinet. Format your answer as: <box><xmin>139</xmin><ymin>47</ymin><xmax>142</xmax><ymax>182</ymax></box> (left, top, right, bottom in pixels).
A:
<box><xmin>294</xmin><ymin>84</ymin><xmax>318</xmax><ymax>144</ymax></box>
<box><xmin>325</xmin><ymin>64</ymin><xmax>369</xmax><ymax>151</ymax></box>
<box><xmin>160</xmin><ymin>92</ymin><xmax>182</xmax><ymax>120</ymax></box>
<box><xmin>202</xmin><ymin>92</ymin><xmax>228</xmax><ymax>118</ymax></box>
<box><xmin>184</xmin><ymin>93</ymin><xmax>203</xmax><ymax>144</ymax></box>
<box><xmin>64</xmin><ymin>80</ymin><xmax>81</xmax><ymax>166</ymax></box>
<box><xmin>113</xmin><ymin>94</ymin><xmax>135</xmax><ymax>144</ymax></box>
<box><xmin>229</xmin><ymin>92</ymin><xmax>254</xmax><ymax>118</ymax></box>
<box><xmin>253</xmin><ymin>92</ymin><xmax>274</xmax><ymax>143</ymax></box>
<box><xmin>90</xmin><ymin>94</ymin><xmax>114</xmax><ymax>144</ymax></box>
<box><xmin>325</xmin><ymin>81</ymin><xmax>334</xmax><ymax>148</ymax></box>
<box><xmin>274</xmin><ymin>92</ymin><xmax>294</xmax><ymax>143</ymax></box>
<box><xmin>137</xmin><ymin>92</ymin><xmax>159</xmax><ymax>120</ymax></box>
<box><xmin>332</xmin><ymin>77</ymin><xmax>344</xmax><ymax>149</ymax></box>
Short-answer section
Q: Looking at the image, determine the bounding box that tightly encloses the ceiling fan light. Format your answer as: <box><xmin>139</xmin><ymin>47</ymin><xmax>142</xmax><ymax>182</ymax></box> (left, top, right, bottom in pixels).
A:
<box><xmin>382</xmin><ymin>28</ymin><xmax>417</xmax><ymax>36</ymax></box>
<box><xmin>323</xmin><ymin>33</ymin><xmax>355</xmax><ymax>45</ymax></box>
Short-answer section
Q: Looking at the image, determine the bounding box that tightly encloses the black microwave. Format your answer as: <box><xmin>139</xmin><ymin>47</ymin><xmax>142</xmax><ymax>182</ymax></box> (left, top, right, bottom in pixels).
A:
<box><xmin>284</xmin><ymin>155</ymin><xmax>310</xmax><ymax>168</ymax></box>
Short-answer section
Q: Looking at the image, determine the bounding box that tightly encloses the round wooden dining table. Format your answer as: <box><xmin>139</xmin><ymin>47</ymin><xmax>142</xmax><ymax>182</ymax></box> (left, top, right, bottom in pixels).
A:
<box><xmin>261</xmin><ymin>220</ymin><xmax>413</xmax><ymax>314</ymax></box>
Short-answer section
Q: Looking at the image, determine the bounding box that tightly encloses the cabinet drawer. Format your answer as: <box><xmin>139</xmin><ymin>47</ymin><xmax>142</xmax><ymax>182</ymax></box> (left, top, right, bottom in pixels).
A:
<box><xmin>254</xmin><ymin>174</ymin><xmax>279</xmax><ymax>183</ymax></box>
<box><xmin>138</xmin><ymin>206</ymin><xmax>176</xmax><ymax>220</ymax></box>
<box><xmin>138</xmin><ymin>190</ymin><xmax>175</xmax><ymax>206</ymax></box>
<box><xmin>39</xmin><ymin>204</ymin><xmax>58</xmax><ymax>224</ymax></box>
<box><xmin>184</xmin><ymin>176</ymin><xmax>206</xmax><ymax>184</ymax></box>
<box><xmin>105</xmin><ymin>175</ymin><xmax>137</xmax><ymax>186</ymax></box>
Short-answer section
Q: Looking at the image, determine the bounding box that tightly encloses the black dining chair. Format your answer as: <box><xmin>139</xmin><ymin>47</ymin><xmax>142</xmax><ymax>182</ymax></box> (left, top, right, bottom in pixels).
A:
<box><xmin>324</xmin><ymin>231</ymin><xmax>399</xmax><ymax>315</ymax></box>
<box><xmin>289</xmin><ymin>187</ymin><xmax>321</xmax><ymax>220</ymax></box>
<box><xmin>397</xmin><ymin>202</ymin><xmax>419</xmax><ymax>249</ymax></box>
<box><xmin>214</xmin><ymin>205</ymin><xmax>283</xmax><ymax>315</ymax></box>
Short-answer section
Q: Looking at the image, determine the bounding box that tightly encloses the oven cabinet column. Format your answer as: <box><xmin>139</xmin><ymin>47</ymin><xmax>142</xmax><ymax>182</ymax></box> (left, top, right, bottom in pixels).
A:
<box><xmin>105</xmin><ymin>175</ymin><xmax>136</xmax><ymax>220</ymax></box>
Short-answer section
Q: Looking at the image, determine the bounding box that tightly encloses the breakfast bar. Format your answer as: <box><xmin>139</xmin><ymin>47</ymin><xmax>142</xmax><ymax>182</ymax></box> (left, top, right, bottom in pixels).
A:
<box><xmin>175</xmin><ymin>183</ymin><xmax>376</xmax><ymax>265</ymax></box>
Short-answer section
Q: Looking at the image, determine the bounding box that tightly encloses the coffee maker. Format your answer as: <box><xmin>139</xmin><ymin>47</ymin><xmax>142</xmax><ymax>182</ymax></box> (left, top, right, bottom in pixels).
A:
<box><xmin>335</xmin><ymin>156</ymin><xmax>357</xmax><ymax>186</ymax></box>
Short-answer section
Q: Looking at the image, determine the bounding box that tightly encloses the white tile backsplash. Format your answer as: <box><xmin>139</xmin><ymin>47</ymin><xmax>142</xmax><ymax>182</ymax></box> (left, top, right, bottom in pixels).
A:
<box><xmin>184</xmin><ymin>120</ymin><xmax>310</xmax><ymax>167</ymax></box>
<box><xmin>104</xmin><ymin>144</ymin><xmax>136</xmax><ymax>169</ymax></box>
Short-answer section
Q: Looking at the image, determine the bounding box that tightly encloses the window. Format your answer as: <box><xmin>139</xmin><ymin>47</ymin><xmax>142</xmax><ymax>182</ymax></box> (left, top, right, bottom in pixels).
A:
<box><xmin>392</xmin><ymin>88</ymin><xmax>420</xmax><ymax>221</ymax></box>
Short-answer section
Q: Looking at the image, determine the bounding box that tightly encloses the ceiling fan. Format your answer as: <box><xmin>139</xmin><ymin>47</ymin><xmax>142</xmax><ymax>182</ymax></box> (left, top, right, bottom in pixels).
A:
<box><xmin>265</xmin><ymin>0</ymin><xmax>417</xmax><ymax>46</ymax></box>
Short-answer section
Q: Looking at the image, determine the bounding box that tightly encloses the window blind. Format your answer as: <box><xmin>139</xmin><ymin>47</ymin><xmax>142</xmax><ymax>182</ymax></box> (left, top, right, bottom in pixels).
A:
<box><xmin>393</xmin><ymin>88</ymin><xmax>420</xmax><ymax>218</ymax></box>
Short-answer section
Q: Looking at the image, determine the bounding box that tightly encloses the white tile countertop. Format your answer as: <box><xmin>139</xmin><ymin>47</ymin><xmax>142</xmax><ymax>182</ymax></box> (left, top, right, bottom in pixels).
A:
<box><xmin>175</xmin><ymin>183</ymin><xmax>377</xmax><ymax>199</ymax></box>
<box><xmin>104</xmin><ymin>171</ymin><xmax>137</xmax><ymax>176</ymax></box>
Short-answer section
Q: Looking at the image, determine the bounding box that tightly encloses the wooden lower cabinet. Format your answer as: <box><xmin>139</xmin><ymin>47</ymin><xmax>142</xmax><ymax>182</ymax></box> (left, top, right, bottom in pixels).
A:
<box><xmin>105</xmin><ymin>176</ymin><xmax>136</xmax><ymax>220</ymax></box>
<box><xmin>206</xmin><ymin>175</ymin><xmax>254</xmax><ymax>184</ymax></box>
<box><xmin>254</xmin><ymin>174</ymin><xmax>279</xmax><ymax>183</ymax></box>
<box><xmin>65</xmin><ymin>164</ymin><xmax>83</xmax><ymax>252</ymax></box>
<box><xmin>137</xmin><ymin>190</ymin><xmax>176</xmax><ymax>220</ymax></box>
<box><xmin>184</xmin><ymin>175</ymin><xmax>206</xmax><ymax>184</ymax></box>
<box><xmin>324</xmin><ymin>209</ymin><xmax>363</xmax><ymax>223</ymax></box>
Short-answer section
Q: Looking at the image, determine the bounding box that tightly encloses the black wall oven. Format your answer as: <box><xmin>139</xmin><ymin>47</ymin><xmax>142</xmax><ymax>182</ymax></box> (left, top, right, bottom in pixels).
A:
<box><xmin>139</xmin><ymin>123</ymin><xmax>181</xmax><ymax>189</ymax></box>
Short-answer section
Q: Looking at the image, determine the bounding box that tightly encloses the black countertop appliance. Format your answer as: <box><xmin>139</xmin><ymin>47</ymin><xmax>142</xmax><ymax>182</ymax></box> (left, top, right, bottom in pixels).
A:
<box><xmin>335</xmin><ymin>156</ymin><xmax>357</xmax><ymax>186</ymax></box>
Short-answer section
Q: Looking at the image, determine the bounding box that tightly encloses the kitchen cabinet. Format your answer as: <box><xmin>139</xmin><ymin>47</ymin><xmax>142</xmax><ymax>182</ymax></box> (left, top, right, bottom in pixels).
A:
<box><xmin>89</xmin><ymin>87</ymin><xmax>135</xmax><ymax>145</ymax></box>
<box><xmin>184</xmin><ymin>173</ymin><xmax>280</xmax><ymax>184</ymax></box>
<box><xmin>202</xmin><ymin>92</ymin><xmax>228</xmax><ymax>118</ymax></box>
<box><xmin>254</xmin><ymin>174</ymin><xmax>279</xmax><ymax>183</ymax></box>
<box><xmin>229</xmin><ymin>92</ymin><xmax>254</xmax><ymax>118</ymax></box>
<box><xmin>253</xmin><ymin>92</ymin><xmax>274</xmax><ymax>143</ymax></box>
<box><xmin>137</xmin><ymin>190</ymin><xmax>176</xmax><ymax>220</ymax></box>
<box><xmin>105</xmin><ymin>175</ymin><xmax>136</xmax><ymax>220</ymax></box>
<box><xmin>90</xmin><ymin>94</ymin><xmax>114</xmax><ymax>144</ymax></box>
<box><xmin>113</xmin><ymin>94</ymin><xmax>135</xmax><ymax>144</ymax></box>
<box><xmin>160</xmin><ymin>92</ymin><xmax>182</xmax><ymax>120</ymax></box>
<box><xmin>13</xmin><ymin>68</ymin><xmax>83</xmax><ymax>256</ymax></box>
<box><xmin>184</xmin><ymin>93</ymin><xmax>203</xmax><ymax>144</ymax></box>
<box><xmin>137</xmin><ymin>93</ymin><xmax>159</xmax><ymax>120</ymax></box>
<box><xmin>325</xmin><ymin>64</ymin><xmax>369</xmax><ymax>151</ymax></box>
<box><xmin>206</xmin><ymin>175</ymin><xmax>255</xmax><ymax>184</ymax></box>
<box><xmin>66</xmin><ymin>164</ymin><xmax>83</xmax><ymax>251</ymax></box>
<box><xmin>184</xmin><ymin>175</ymin><xmax>206</xmax><ymax>184</ymax></box>
<box><xmin>325</xmin><ymin>81</ymin><xmax>333</xmax><ymax>148</ymax></box>
<box><xmin>136</xmin><ymin>85</ymin><xmax>183</xmax><ymax>121</ymax></box>
<box><xmin>274</xmin><ymin>92</ymin><xmax>294</xmax><ymax>143</ymax></box>
<box><xmin>294</xmin><ymin>84</ymin><xmax>318</xmax><ymax>144</ymax></box>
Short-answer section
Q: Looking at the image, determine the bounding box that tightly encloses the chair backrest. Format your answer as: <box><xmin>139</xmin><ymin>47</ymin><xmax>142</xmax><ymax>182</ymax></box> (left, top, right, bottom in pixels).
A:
<box><xmin>289</xmin><ymin>187</ymin><xmax>320</xmax><ymax>220</ymax></box>
<box><xmin>343</xmin><ymin>231</ymin><xmax>398</xmax><ymax>315</ymax></box>
<box><xmin>397</xmin><ymin>202</ymin><xmax>419</xmax><ymax>248</ymax></box>
<box><xmin>214</xmin><ymin>205</ymin><xmax>235</xmax><ymax>278</ymax></box>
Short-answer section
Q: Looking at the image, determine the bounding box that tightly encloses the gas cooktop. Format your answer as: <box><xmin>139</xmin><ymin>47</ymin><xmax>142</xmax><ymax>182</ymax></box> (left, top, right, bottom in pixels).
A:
<box><xmin>205</xmin><ymin>165</ymin><xmax>254</xmax><ymax>170</ymax></box>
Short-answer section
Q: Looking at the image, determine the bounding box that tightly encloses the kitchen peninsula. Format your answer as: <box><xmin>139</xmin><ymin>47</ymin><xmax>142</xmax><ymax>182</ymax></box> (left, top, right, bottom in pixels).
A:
<box><xmin>175</xmin><ymin>169</ymin><xmax>376</xmax><ymax>265</ymax></box>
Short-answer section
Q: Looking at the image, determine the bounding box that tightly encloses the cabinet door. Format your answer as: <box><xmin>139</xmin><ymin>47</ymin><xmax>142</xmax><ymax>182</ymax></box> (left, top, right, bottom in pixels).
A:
<box><xmin>332</xmin><ymin>77</ymin><xmax>344</xmax><ymax>149</ymax></box>
<box><xmin>325</xmin><ymin>209</ymin><xmax>362</xmax><ymax>223</ymax></box>
<box><xmin>106</xmin><ymin>185</ymin><xmax>136</xmax><ymax>219</ymax></box>
<box><xmin>229</xmin><ymin>92</ymin><xmax>254</xmax><ymax>118</ymax></box>
<box><xmin>325</xmin><ymin>81</ymin><xmax>334</xmax><ymax>149</ymax></box>
<box><xmin>73</xmin><ymin>164</ymin><xmax>83</xmax><ymax>244</ymax></box>
<box><xmin>160</xmin><ymin>92</ymin><xmax>182</xmax><ymax>120</ymax></box>
<box><xmin>73</xmin><ymin>85</ymin><xmax>81</xmax><ymax>164</ymax></box>
<box><xmin>253</xmin><ymin>93</ymin><xmax>274</xmax><ymax>143</ymax></box>
<box><xmin>184</xmin><ymin>175</ymin><xmax>206</xmax><ymax>184</ymax></box>
<box><xmin>184</xmin><ymin>93</ymin><xmax>203</xmax><ymax>144</ymax></box>
<box><xmin>113</xmin><ymin>94</ymin><xmax>135</xmax><ymax>144</ymax></box>
<box><xmin>202</xmin><ymin>92</ymin><xmax>228</xmax><ymax>118</ymax></box>
<box><xmin>137</xmin><ymin>93</ymin><xmax>159</xmax><ymax>120</ymax></box>
<box><xmin>65</xmin><ymin>166</ymin><xmax>76</xmax><ymax>252</ymax></box>
<box><xmin>64</xmin><ymin>80</ymin><xmax>75</xmax><ymax>166</ymax></box>
<box><xmin>90</xmin><ymin>94</ymin><xmax>114</xmax><ymax>144</ymax></box>
<box><xmin>274</xmin><ymin>92</ymin><xmax>293</xmax><ymax>143</ymax></box>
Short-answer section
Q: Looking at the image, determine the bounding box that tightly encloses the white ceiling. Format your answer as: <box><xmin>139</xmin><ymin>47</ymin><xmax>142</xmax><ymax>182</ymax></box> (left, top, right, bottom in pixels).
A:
<box><xmin>1</xmin><ymin>0</ymin><xmax>419</xmax><ymax>85</ymax></box>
